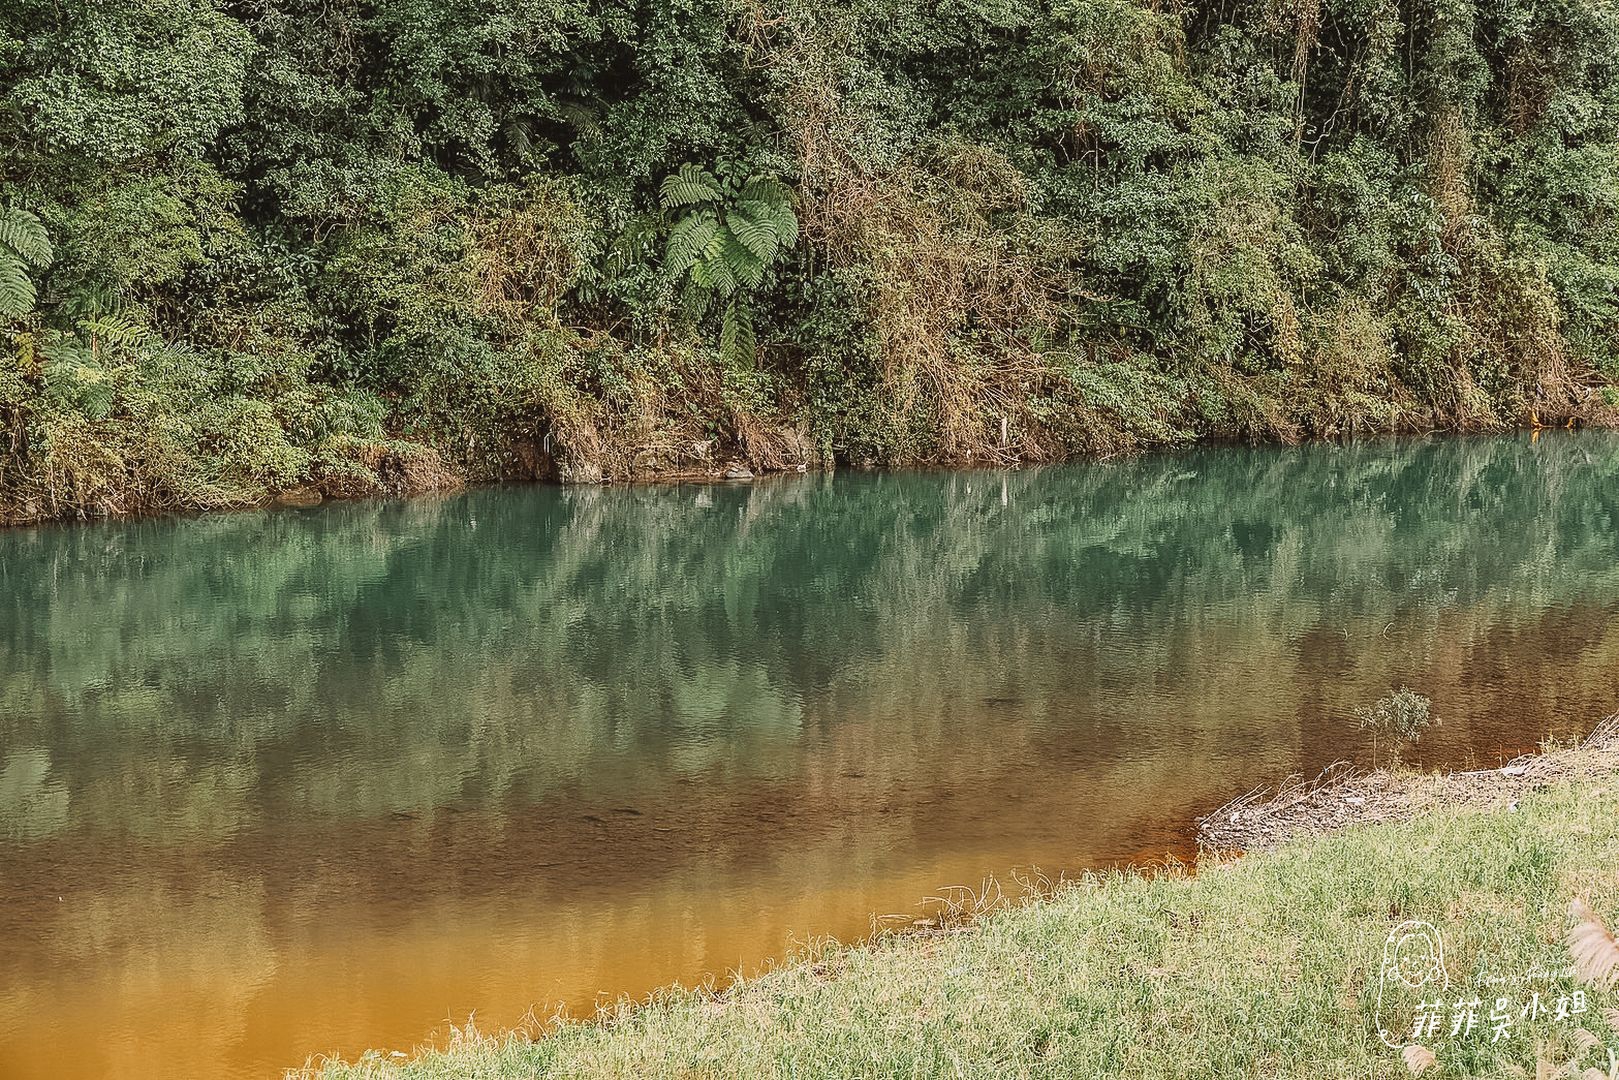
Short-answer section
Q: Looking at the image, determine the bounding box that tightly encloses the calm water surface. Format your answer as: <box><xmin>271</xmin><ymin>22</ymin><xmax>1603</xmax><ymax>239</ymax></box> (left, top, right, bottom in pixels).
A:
<box><xmin>2</xmin><ymin>433</ymin><xmax>1618</xmax><ymax>1079</ymax></box>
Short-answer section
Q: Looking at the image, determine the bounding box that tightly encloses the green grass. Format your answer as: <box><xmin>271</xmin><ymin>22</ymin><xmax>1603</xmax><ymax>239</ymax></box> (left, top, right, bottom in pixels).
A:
<box><xmin>310</xmin><ymin>779</ymin><xmax>1619</xmax><ymax>1079</ymax></box>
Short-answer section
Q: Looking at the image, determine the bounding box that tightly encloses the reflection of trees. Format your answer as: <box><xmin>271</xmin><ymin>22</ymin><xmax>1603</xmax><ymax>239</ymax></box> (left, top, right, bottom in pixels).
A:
<box><xmin>3</xmin><ymin>434</ymin><xmax>1619</xmax><ymax>1077</ymax></box>
<box><xmin>0</xmin><ymin>871</ymin><xmax>279</xmax><ymax>1080</ymax></box>
<box><xmin>1</xmin><ymin>433</ymin><xmax>1617</xmax><ymax>840</ymax></box>
<box><xmin>0</xmin><ymin>749</ymin><xmax>67</xmax><ymax>841</ymax></box>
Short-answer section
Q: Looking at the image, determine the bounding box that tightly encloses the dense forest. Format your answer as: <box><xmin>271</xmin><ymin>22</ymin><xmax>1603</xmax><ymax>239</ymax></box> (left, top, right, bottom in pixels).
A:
<box><xmin>2</xmin><ymin>0</ymin><xmax>1617</xmax><ymax>521</ymax></box>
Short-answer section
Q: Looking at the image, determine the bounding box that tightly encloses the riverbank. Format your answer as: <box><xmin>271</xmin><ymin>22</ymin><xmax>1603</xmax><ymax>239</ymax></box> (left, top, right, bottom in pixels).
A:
<box><xmin>1200</xmin><ymin>714</ymin><xmax>1619</xmax><ymax>850</ymax></box>
<box><xmin>304</xmin><ymin>726</ymin><xmax>1619</xmax><ymax>1080</ymax></box>
<box><xmin>11</xmin><ymin>0</ymin><xmax>1619</xmax><ymax>534</ymax></box>
<box><xmin>6</xmin><ymin>417</ymin><xmax>1616</xmax><ymax>529</ymax></box>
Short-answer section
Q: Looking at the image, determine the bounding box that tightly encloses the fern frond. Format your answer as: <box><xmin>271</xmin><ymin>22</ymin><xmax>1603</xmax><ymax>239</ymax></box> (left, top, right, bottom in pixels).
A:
<box><xmin>741</xmin><ymin>180</ymin><xmax>798</xmax><ymax>246</ymax></box>
<box><xmin>0</xmin><ymin>253</ymin><xmax>37</xmax><ymax>318</ymax></box>
<box><xmin>0</xmin><ymin>208</ymin><xmax>52</xmax><ymax>269</ymax></box>
<box><xmin>770</xmin><ymin>199</ymin><xmax>799</xmax><ymax>249</ymax></box>
<box><xmin>504</xmin><ymin>118</ymin><xmax>533</xmax><ymax>159</ymax></box>
<box><xmin>724</xmin><ymin>232</ymin><xmax>767</xmax><ymax>289</ymax></box>
<box><xmin>738</xmin><ymin>177</ymin><xmax>790</xmax><ymax>206</ymax></box>
<box><xmin>73</xmin><ymin>367</ymin><xmax>117</xmax><ymax>420</ymax></box>
<box><xmin>664</xmin><ymin>210</ymin><xmax>720</xmax><ymax>277</ymax></box>
<box><xmin>726</xmin><ymin>202</ymin><xmax>781</xmax><ymax>262</ymax></box>
<box><xmin>695</xmin><ymin>246</ymin><xmax>739</xmax><ymax>297</ymax></box>
<box><xmin>38</xmin><ymin>333</ymin><xmax>90</xmax><ymax>369</ymax></box>
<box><xmin>719</xmin><ymin>298</ymin><xmax>755</xmax><ymax>369</ymax></box>
<box><xmin>660</xmin><ymin>164</ymin><xmax>721</xmax><ymax>209</ymax></box>
<box><xmin>82</xmin><ymin>313</ymin><xmax>152</xmax><ymax>353</ymax></box>
<box><xmin>42</xmin><ymin>362</ymin><xmax>101</xmax><ymax>416</ymax></box>
<box><xmin>557</xmin><ymin>101</ymin><xmax>600</xmax><ymax>133</ymax></box>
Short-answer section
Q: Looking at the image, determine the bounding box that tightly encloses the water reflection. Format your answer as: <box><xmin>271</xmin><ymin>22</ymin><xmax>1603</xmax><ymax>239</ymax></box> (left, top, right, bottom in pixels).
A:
<box><xmin>1</xmin><ymin>433</ymin><xmax>1617</xmax><ymax>1078</ymax></box>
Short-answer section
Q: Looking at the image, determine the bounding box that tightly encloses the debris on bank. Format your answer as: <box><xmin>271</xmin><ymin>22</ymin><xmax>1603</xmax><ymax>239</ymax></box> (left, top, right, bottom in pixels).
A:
<box><xmin>1198</xmin><ymin>714</ymin><xmax>1619</xmax><ymax>851</ymax></box>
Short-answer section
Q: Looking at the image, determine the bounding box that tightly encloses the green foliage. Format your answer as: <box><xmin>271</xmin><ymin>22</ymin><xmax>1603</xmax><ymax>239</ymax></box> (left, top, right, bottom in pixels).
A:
<box><xmin>0</xmin><ymin>207</ymin><xmax>53</xmax><ymax>318</ymax></box>
<box><xmin>1356</xmin><ymin>687</ymin><xmax>1439</xmax><ymax>763</ymax></box>
<box><xmin>3</xmin><ymin>0</ymin><xmax>253</xmax><ymax>171</ymax></box>
<box><xmin>660</xmin><ymin>163</ymin><xmax>798</xmax><ymax>370</ymax></box>
<box><xmin>1</xmin><ymin>0</ymin><xmax>1618</xmax><ymax>521</ymax></box>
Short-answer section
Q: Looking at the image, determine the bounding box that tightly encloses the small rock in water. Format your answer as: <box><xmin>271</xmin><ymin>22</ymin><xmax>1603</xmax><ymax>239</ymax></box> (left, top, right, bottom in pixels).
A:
<box><xmin>722</xmin><ymin>463</ymin><xmax>754</xmax><ymax>480</ymax></box>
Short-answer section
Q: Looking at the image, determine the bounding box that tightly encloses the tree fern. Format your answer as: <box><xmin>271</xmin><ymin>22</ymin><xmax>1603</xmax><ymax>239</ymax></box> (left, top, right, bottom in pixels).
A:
<box><xmin>766</xmin><ymin>200</ymin><xmax>798</xmax><ymax>249</ymax></box>
<box><xmin>658</xmin><ymin>164</ymin><xmax>798</xmax><ymax>370</ymax></box>
<box><xmin>0</xmin><ymin>258</ymin><xmax>35</xmax><ymax>319</ymax></box>
<box><xmin>692</xmin><ymin>248</ymin><xmax>740</xmax><ymax>296</ymax></box>
<box><xmin>724</xmin><ymin>232</ymin><xmax>767</xmax><ymax>288</ymax></box>
<box><xmin>737</xmin><ymin>177</ymin><xmax>789</xmax><ymax>205</ymax></box>
<box><xmin>82</xmin><ymin>312</ymin><xmax>152</xmax><ymax>354</ymax></box>
<box><xmin>29</xmin><ymin>313</ymin><xmax>150</xmax><ymax>420</ymax></box>
<box><xmin>665</xmin><ymin>211</ymin><xmax>721</xmax><ymax>277</ymax></box>
<box><xmin>726</xmin><ymin>201</ymin><xmax>782</xmax><ymax>262</ymax></box>
<box><xmin>739</xmin><ymin>181</ymin><xmax>797</xmax><ymax>245</ymax></box>
<box><xmin>39</xmin><ymin>334</ymin><xmax>117</xmax><ymax>420</ymax></box>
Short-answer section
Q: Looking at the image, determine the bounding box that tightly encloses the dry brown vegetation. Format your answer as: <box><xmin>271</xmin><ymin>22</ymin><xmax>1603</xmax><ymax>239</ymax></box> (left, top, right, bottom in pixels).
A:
<box><xmin>1199</xmin><ymin>713</ymin><xmax>1619</xmax><ymax>851</ymax></box>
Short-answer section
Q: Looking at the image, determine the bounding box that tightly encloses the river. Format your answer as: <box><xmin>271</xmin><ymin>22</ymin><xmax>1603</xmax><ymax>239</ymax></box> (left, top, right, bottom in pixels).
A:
<box><xmin>2</xmin><ymin>432</ymin><xmax>1616</xmax><ymax>1078</ymax></box>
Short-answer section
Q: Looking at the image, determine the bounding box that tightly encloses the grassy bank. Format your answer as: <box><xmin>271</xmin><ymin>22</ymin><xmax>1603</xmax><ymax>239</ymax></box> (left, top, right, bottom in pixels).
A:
<box><xmin>306</xmin><ymin>770</ymin><xmax>1619</xmax><ymax>1079</ymax></box>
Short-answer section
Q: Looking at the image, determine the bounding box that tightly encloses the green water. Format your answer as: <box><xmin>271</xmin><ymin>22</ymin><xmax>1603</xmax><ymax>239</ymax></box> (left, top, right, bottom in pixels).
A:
<box><xmin>2</xmin><ymin>432</ymin><xmax>1617</xmax><ymax>1079</ymax></box>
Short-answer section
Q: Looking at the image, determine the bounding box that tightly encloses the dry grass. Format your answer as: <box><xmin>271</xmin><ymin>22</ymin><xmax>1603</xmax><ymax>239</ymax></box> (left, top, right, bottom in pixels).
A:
<box><xmin>768</xmin><ymin>10</ymin><xmax>1155</xmax><ymax>465</ymax></box>
<box><xmin>1570</xmin><ymin>899</ymin><xmax>1619</xmax><ymax>991</ymax></box>
<box><xmin>802</xmin><ymin>149</ymin><xmax>1097</xmax><ymax>464</ymax></box>
<box><xmin>314</xmin><ymin>439</ymin><xmax>463</xmax><ymax>499</ymax></box>
<box><xmin>1199</xmin><ymin>713</ymin><xmax>1619</xmax><ymax>851</ymax></box>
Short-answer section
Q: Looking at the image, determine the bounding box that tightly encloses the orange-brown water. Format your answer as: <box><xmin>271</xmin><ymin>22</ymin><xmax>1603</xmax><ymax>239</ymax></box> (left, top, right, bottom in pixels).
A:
<box><xmin>2</xmin><ymin>434</ymin><xmax>1616</xmax><ymax>1078</ymax></box>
